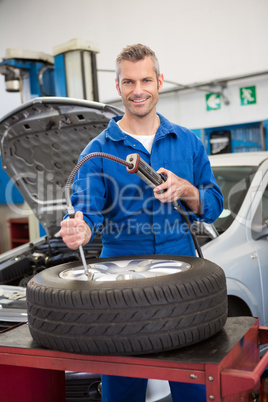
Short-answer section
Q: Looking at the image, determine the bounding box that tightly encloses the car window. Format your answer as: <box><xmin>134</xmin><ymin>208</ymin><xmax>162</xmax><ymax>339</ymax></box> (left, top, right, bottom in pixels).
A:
<box><xmin>212</xmin><ymin>166</ymin><xmax>257</xmax><ymax>232</ymax></box>
<box><xmin>251</xmin><ymin>183</ymin><xmax>268</xmax><ymax>239</ymax></box>
<box><xmin>262</xmin><ymin>185</ymin><xmax>268</xmax><ymax>226</ymax></box>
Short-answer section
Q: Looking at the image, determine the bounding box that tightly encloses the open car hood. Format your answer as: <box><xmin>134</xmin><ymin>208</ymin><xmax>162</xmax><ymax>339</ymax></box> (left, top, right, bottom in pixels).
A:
<box><xmin>0</xmin><ymin>97</ymin><xmax>122</xmax><ymax>237</ymax></box>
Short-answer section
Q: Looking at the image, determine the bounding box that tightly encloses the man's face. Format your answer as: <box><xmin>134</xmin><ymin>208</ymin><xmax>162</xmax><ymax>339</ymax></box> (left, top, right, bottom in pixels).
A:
<box><xmin>115</xmin><ymin>56</ymin><xmax>164</xmax><ymax>118</ymax></box>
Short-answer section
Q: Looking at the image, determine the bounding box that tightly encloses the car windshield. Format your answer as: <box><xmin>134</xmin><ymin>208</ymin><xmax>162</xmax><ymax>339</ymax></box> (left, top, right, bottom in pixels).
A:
<box><xmin>212</xmin><ymin>165</ymin><xmax>258</xmax><ymax>232</ymax></box>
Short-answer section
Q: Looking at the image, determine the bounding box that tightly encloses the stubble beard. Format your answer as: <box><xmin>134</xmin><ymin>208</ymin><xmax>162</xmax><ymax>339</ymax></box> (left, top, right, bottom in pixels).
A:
<box><xmin>124</xmin><ymin>95</ymin><xmax>158</xmax><ymax>119</ymax></box>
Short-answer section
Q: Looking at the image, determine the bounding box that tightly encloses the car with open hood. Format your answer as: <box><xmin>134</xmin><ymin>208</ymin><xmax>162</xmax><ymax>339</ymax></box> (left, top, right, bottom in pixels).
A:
<box><xmin>0</xmin><ymin>97</ymin><xmax>121</xmax><ymax>330</ymax></box>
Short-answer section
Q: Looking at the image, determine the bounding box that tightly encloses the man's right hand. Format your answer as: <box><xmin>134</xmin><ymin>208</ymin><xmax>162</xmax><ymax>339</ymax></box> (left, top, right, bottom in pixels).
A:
<box><xmin>60</xmin><ymin>211</ymin><xmax>92</xmax><ymax>250</ymax></box>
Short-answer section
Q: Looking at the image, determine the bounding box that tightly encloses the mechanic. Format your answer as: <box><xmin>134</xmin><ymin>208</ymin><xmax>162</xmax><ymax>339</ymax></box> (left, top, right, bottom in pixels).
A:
<box><xmin>60</xmin><ymin>43</ymin><xmax>223</xmax><ymax>402</ymax></box>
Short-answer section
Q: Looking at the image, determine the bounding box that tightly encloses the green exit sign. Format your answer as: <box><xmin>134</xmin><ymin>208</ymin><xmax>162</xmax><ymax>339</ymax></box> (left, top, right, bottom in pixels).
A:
<box><xmin>240</xmin><ymin>86</ymin><xmax>256</xmax><ymax>105</ymax></box>
<box><xmin>206</xmin><ymin>93</ymin><xmax>221</xmax><ymax>111</ymax></box>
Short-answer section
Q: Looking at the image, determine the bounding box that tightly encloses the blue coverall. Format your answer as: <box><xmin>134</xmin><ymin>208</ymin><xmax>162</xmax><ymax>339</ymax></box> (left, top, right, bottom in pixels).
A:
<box><xmin>70</xmin><ymin>113</ymin><xmax>224</xmax><ymax>401</ymax></box>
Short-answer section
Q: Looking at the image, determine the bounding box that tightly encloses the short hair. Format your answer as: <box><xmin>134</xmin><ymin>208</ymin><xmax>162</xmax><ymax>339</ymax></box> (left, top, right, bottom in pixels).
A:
<box><xmin>116</xmin><ymin>44</ymin><xmax>160</xmax><ymax>80</ymax></box>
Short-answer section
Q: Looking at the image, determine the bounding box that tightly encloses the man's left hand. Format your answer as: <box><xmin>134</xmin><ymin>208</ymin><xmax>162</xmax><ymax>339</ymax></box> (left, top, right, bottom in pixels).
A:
<box><xmin>153</xmin><ymin>168</ymin><xmax>201</xmax><ymax>215</ymax></box>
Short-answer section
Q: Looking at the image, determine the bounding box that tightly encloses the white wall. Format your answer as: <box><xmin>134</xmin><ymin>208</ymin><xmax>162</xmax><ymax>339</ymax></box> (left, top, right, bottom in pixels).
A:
<box><xmin>159</xmin><ymin>75</ymin><xmax>268</xmax><ymax>129</ymax></box>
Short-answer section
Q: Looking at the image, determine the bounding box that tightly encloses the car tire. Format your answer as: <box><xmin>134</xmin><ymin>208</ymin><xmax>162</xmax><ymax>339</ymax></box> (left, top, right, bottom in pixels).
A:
<box><xmin>26</xmin><ymin>255</ymin><xmax>227</xmax><ymax>356</ymax></box>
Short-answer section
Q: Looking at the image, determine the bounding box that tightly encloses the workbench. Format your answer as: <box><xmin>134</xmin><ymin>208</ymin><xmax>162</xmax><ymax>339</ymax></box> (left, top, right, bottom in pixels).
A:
<box><xmin>0</xmin><ymin>317</ymin><xmax>267</xmax><ymax>401</ymax></box>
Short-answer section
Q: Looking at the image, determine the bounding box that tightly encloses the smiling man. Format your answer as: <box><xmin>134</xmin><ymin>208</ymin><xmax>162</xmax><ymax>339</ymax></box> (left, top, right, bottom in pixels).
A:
<box><xmin>60</xmin><ymin>44</ymin><xmax>223</xmax><ymax>401</ymax></box>
<box><xmin>115</xmin><ymin>49</ymin><xmax>163</xmax><ymax>120</ymax></box>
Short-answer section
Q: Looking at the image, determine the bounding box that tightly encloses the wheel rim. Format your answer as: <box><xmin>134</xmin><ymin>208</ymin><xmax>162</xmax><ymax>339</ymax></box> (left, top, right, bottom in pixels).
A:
<box><xmin>59</xmin><ymin>258</ymin><xmax>191</xmax><ymax>282</ymax></box>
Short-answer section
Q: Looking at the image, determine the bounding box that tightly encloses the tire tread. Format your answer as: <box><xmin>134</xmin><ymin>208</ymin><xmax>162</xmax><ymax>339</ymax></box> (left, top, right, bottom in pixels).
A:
<box><xmin>27</xmin><ymin>256</ymin><xmax>228</xmax><ymax>355</ymax></box>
